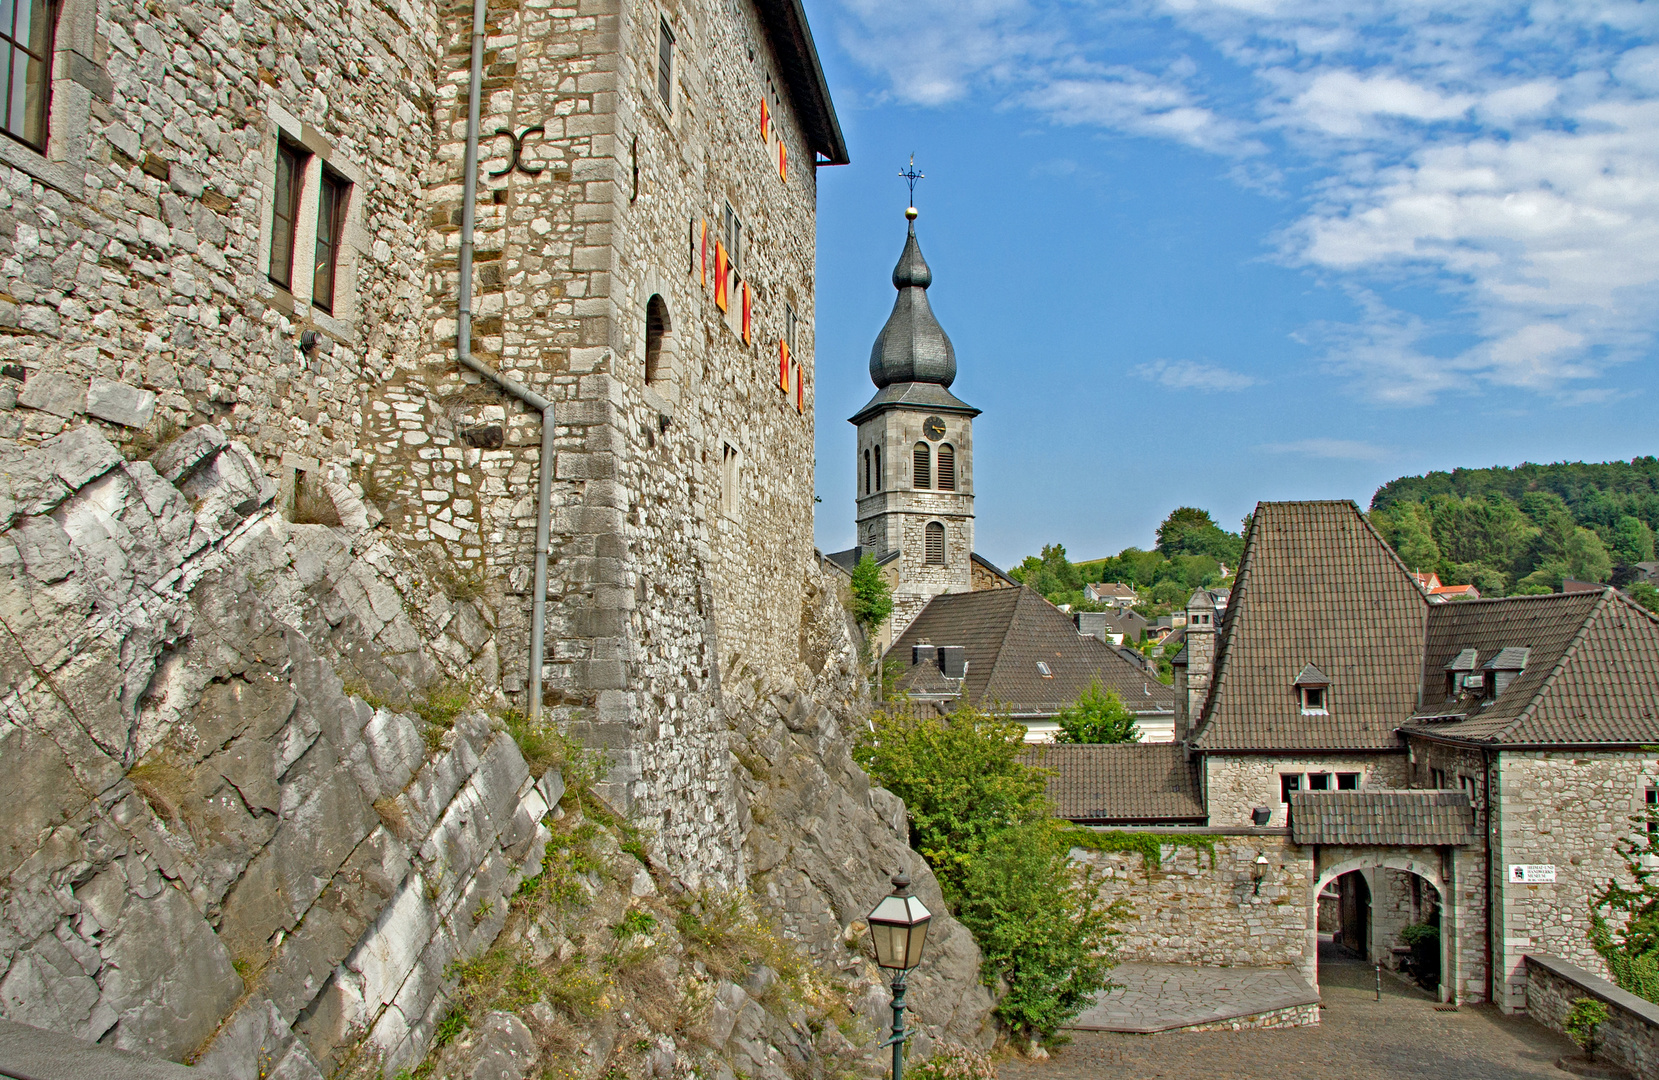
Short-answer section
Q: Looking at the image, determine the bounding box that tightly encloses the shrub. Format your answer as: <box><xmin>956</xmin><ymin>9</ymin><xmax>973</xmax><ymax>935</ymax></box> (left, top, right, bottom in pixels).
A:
<box><xmin>849</xmin><ymin>553</ymin><xmax>894</xmax><ymax>635</ymax></box>
<box><xmin>856</xmin><ymin>702</ymin><xmax>1120</xmax><ymax>1042</ymax></box>
<box><xmin>907</xmin><ymin>1042</ymin><xmax>996</xmax><ymax>1080</ymax></box>
<box><xmin>1590</xmin><ymin>801</ymin><xmax>1659</xmax><ymax>1005</ymax></box>
<box><xmin>1565</xmin><ymin>997</ymin><xmax>1610</xmax><ymax>1058</ymax></box>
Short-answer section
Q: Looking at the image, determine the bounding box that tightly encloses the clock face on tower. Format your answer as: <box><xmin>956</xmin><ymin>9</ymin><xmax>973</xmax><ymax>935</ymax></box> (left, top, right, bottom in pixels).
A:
<box><xmin>923</xmin><ymin>416</ymin><xmax>946</xmax><ymax>441</ymax></box>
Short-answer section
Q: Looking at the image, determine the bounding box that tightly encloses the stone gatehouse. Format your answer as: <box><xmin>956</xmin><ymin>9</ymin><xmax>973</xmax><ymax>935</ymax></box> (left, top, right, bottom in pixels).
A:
<box><xmin>1044</xmin><ymin>500</ymin><xmax>1659</xmax><ymax>1013</ymax></box>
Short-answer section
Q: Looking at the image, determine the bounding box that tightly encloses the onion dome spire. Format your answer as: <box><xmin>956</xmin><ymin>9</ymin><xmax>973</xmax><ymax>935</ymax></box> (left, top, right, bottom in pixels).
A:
<box><xmin>869</xmin><ymin>208</ymin><xmax>957</xmax><ymax>389</ymax></box>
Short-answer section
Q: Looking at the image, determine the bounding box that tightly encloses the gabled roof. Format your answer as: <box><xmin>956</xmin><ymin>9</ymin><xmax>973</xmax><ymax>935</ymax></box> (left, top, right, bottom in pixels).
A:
<box><xmin>848</xmin><ymin>380</ymin><xmax>980</xmax><ymax>426</ymax></box>
<box><xmin>971</xmin><ymin>552</ymin><xmax>1018</xmax><ymax>588</ymax></box>
<box><xmin>1192</xmin><ymin>501</ymin><xmax>1429</xmax><ymax>752</ymax></box>
<box><xmin>1021</xmin><ymin>744</ymin><xmax>1205</xmax><ymax>824</ymax></box>
<box><xmin>1289</xmin><ymin>790</ymin><xmax>1474</xmax><ymax>846</ymax></box>
<box><xmin>753</xmin><ymin>0</ymin><xmax>848</xmax><ymax>165</ymax></box>
<box><xmin>822</xmin><ymin>545</ymin><xmax>898</xmax><ymax>575</ymax></box>
<box><xmin>890</xmin><ymin>586</ymin><xmax>1174</xmax><ymax>717</ymax></box>
<box><xmin>1404</xmin><ymin>590</ymin><xmax>1659</xmax><ymax>746</ymax></box>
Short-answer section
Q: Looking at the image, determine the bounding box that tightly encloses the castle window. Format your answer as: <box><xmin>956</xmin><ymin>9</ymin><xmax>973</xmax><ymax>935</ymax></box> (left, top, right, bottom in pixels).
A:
<box><xmin>1337</xmin><ymin>772</ymin><xmax>1360</xmax><ymax>789</ymax></box>
<box><xmin>1308</xmin><ymin>772</ymin><xmax>1330</xmax><ymax>791</ymax></box>
<box><xmin>720</xmin><ymin>442</ymin><xmax>739</xmax><ymax>517</ymax></box>
<box><xmin>913</xmin><ymin>443</ymin><xmax>931</xmax><ymax>489</ymax></box>
<box><xmin>312</xmin><ymin>169</ymin><xmax>349</xmax><ymax>313</ymax></box>
<box><xmin>1280</xmin><ymin>773</ymin><xmax>1302</xmax><ymax>803</ymax></box>
<box><xmin>657</xmin><ymin>17</ymin><xmax>674</xmax><ymax>110</ymax></box>
<box><xmin>937</xmin><ymin>443</ymin><xmax>955</xmax><ymax>491</ymax></box>
<box><xmin>269</xmin><ymin>140</ymin><xmax>308</xmax><ymax>290</ymax></box>
<box><xmin>863</xmin><ymin>449</ymin><xmax>871</xmax><ymax>496</ymax></box>
<box><xmin>723</xmin><ymin>202</ymin><xmax>742</xmax><ymax>287</ymax></box>
<box><xmin>785</xmin><ymin>303</ymin><xmax>797</xmax><ymax>356</ymax></box>
<box><xmin>1</xmin><ymin>0</ymin><xmax>55</xmax><ymax>150</ymax></box>
<box><xmin>874</xmin><ymin>445</ymin><xmax>882</xmax><ymax>491</ymax></box>
<box><xmin>645</xmin><ymin>294</ymin><xmax>670</xmax><ymax>385</ymax></box>
<box><xmin>924</xmin><ymin>521</ymin><xmax>945</xmax><ymax>565</ymax></box>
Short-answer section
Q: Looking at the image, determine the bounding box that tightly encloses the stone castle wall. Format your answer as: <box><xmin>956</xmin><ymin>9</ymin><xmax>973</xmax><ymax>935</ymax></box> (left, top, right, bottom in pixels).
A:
<box><xmin>1074</xmin><ymin>833</ymin><xmax>1316</xmax><ymax>984</ymax></box>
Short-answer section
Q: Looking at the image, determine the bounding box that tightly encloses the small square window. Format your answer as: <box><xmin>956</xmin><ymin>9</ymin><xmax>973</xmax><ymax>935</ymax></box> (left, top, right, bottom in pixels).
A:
<box><xmin>1336</xmin><ymin>772</ymin><xmax>1360</xmax><ymax>790</ymax></box>
<box><xmin>657</xmin><ymin>18</ymin><xmax>674</xmax><ymax>110</ymax></box>
<box><xmin>1035</xmin><ymin>661</ymin><xmax>1052</xmax><ymax>678</ymax></box>
<box><xmin>1300</xmin><ymin>686</ymin><xmax>1326</xmax><ymax>714</ymax></box>
<box><xmin>1280</xmin><ymin>773</ymin><xmax>1302</xmax><ymax>803</ymax></box>
<box><xmin>1308</xmin><ymin>773</ymin><xmax>1330</xmax><ymax>791</ymax></box>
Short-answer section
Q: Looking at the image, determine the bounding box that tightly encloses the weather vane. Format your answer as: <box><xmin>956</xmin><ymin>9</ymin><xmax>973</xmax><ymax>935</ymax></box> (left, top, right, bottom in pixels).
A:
<box><xmin>900</xmin><ymin>154</ymin><xmax>923</xmax><ymax>220</ymax></box>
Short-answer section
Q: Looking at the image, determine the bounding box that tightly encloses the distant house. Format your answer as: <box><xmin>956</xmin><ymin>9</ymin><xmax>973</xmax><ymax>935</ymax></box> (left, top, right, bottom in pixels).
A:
<box><xmin>1084</xmin><ymin>582</ymin><xmax>1139</xmax><ymax>608</ymax></box>
<box><xmin>889</xmin><ymin>585</ymin><xmax>1176</xmax><ymax>742</ymax></box>
<box><xmin>1076</xmin><ymin>609</ymin><xmax>1151</xmax><ymax>645</ymax></box>
<box><xmin>1562</xmin><ymin>578</ymin><xmax>1602</xmax><ymax>595</ymax></box>
<box><xmin>1633</xmin><ymin>561</ymin><xmax>1659</xmax><ymax>584</ymax></box>
<box><xmin>1410</xmin><ymin>571</ymin><xmax>1481</xmax><ymax>603</ymax></box>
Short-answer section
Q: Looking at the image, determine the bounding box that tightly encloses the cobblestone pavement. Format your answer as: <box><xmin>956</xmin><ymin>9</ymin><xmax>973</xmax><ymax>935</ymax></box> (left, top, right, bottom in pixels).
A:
<box><xmin>1069</xmin><ymin>963</ymin><xmax>1318</xmax><ymax>1032</ymax></box>
<box><xmin>1001</xmin><ymin>947</ymin><xmax>1577</xmax><ymax>1079</ymax></box>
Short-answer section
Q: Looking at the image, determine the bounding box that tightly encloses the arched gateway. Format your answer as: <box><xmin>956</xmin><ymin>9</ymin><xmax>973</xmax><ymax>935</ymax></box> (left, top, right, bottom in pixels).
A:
<box><xmin>1291</xmin><ymin>790</ymin><xmax>1477</xmax><ymax>1004</ymax></box>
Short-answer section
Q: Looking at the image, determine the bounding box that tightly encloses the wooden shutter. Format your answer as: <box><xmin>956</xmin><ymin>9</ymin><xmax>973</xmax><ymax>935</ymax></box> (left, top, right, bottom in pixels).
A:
<box><xmin>937</xmin><ymin>444</ymin><xmax>955</xmax><ymax>490</ymax></box>
<box><xmin>714</xmin><ymin>243</ymin><xmax>728</xmax><ymax>310</ymax></box>
<box><xmin>925</xmin><ymin>522</ymin><xmax>945</xmax><ymax>564</ymax></box>
<box><xmin>913</xmin><ymin>443</ymin><xmax>930</xmax><ymax>489</ymax></box>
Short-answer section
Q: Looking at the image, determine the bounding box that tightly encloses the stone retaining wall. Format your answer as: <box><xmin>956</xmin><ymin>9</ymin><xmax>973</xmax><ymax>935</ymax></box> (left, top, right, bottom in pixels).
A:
<box><xmin>1525</xmin><ymin>954</ymin><xmax>1659</xmax><ymax>1079</ymax></box>
<box><xmin>1073</xmin><ymin>832</ymin><xmax>1315</xmax><ymax>982</ymax></box>
<box><xmin>1182</xmin><ymin>1002</ymin><xmax>1320</xmax><ymax>1032</ymax></box>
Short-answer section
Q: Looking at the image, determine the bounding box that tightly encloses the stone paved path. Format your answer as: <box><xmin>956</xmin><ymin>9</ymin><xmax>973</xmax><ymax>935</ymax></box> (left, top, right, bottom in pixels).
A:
<box><xmin>1001</xmin><ymin>947</ymin><xmax>1577</xmax><ymax>1079</ymax></box>
<box><xmin>1068</xmin><ymin>963</ymin><xmax>1319</xmax><ymax>1032</ymax></box>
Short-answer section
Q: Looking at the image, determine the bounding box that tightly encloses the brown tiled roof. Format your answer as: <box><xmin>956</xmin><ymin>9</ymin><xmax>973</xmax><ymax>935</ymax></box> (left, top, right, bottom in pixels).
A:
<box><xmin>1021</xmin><ymin>743</ymin><xmax>1205</xmax><ymax>823</ymax></box>
<box><xmin>1193</xmin><ymin>501</ymin><xmax>1429</xmax><ymax>751</ymax></box>
<box><xmin>890</xmin><ymin>587</ymin><xmax>1175</xmax><ymax>717</ymax></box>
<box><xmin>1405</xmin><ymin>589</ymin><xmax>1659</xmax><ymax>746</ymax></box>
<box><xmin>1289</xmin><ymin>790</ymin><xmax>1473</xmax><ymax>845</ymax></box>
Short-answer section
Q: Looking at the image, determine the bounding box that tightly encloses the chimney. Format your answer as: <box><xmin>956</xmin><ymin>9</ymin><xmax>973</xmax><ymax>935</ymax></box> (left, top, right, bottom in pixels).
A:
<box><xmin>937</xmin><ymin>646</ymin><xmax>967</xmax><ymax>679</ymax></box>
<box><xmin>912</xmin><ymin>644</ymin><xmax>937</xmax><ymax>668</ymax></box>
<box><xmin>1074</xmin><ymin>611</ymin><xmax>1110</xmax><ymax>644</ymax></box>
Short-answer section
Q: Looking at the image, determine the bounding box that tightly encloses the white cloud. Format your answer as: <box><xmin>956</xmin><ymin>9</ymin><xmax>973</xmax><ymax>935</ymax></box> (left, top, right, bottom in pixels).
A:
<box><xmin>1257</xmin><ymin>438</ymin><xmax>1394</xmax><ymax>461</ymax></box>
<box><xmin>825</xmin><ymin>0</ymin><xmax>1659</xmax><ymax>405</ymax></box>
<box><xmin>1135</xmin><ymin>359</ymin><xmax>1259</xmax><ymax>392</ymax></box>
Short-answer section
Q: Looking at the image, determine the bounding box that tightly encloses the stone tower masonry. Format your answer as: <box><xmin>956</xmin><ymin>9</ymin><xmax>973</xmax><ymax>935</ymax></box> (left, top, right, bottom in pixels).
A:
<box><xmin>850</xmin><ymin>210</ymin><xmax>980</xmax><ymax>639</ymax></box>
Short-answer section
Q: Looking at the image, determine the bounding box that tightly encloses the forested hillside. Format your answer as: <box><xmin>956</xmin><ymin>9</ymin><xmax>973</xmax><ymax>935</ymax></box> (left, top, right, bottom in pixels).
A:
<box><xmin>1011</xmin><ymin>508</ymin><xmax>1243</xmax><ymax>610</ymax></box>
<box><xmin>1369</xmin><ymin>458</ymin><xmax>1659</xmax><ymax>595</ymax></box>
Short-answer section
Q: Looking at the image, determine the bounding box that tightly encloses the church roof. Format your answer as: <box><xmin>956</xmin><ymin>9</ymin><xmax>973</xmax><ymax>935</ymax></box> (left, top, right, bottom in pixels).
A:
<box><xmin>848</xmin><ymin>381</ymin><xmax>980</xmax><ymax>426</ymax></box>
<box><xmin>890</xmin><ymin>586</ymin><xmax>1174</xmax><ymax>718</ymax></box>
<box><xmin>866</xmin><ymin>221</ymin><xmax>961</xmax><ymax>392</ymax></box>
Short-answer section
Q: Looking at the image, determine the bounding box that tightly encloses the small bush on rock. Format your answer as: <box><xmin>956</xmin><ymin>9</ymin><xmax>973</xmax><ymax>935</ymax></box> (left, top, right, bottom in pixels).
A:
<box><xmin>907</xmin><ymin>1042</ymin><xmax>996</xmax><ymax>1080</ymax></box>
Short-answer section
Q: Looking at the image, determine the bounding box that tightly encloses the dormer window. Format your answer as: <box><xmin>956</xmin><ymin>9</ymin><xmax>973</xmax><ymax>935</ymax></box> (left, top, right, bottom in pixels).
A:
<box><xmin>1444</xmin><ymin>648</ymin><xmax>1479</xmax><ymax>697</ymax></box>
<box><xmin>1482</xmin><ymin>647</ymin><xmax>1529</xmax><ymax>698</ymax></box>
<box><xmin>1294</xmin><ymin>663</ymin><xmax>1330</xmax><ymax>715</ymax></box>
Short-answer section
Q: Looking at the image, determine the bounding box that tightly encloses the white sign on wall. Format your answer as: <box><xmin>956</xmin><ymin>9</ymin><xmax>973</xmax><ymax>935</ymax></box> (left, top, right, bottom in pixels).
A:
<box><xmin>1509</xmin><ymin>864</ymin><xmax>1557</xmax><ymax>884</ymax></box>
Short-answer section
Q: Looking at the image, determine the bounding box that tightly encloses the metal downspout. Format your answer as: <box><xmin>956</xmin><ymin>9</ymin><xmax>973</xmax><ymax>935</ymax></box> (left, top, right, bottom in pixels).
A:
<box><xmin>456</xmin><ymin>0</ymin><xmax>552</xmax><ymax>719</ymax></box>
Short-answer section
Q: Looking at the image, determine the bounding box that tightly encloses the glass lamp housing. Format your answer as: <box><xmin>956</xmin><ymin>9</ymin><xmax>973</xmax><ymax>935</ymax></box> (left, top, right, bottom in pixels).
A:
<box><xmin>867</xmin><ymin>879</ymin><xmax>932</xmax><ymax>971</ymax></box>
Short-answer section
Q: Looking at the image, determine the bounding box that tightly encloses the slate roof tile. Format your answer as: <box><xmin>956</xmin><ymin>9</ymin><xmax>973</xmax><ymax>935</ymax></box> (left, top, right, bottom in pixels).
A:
<box><xmin>1021</xmin><ymin>743</ymin><xmax>1205</xmax><ymax>823</ymax></box>
<box><xmin>1192</xmin><ymin>501</ymin><xmax>1429</xmax><ymax>751</ymax></box>
<box><xmin>1289</xmin><ymin>790</ymin><xmax>1474</xmax><ymax>846</ymax></box>
<box><xmin>891</xmin><ymin>587</ymin><xmax>1175</xmax><ymax>717</ymax></box>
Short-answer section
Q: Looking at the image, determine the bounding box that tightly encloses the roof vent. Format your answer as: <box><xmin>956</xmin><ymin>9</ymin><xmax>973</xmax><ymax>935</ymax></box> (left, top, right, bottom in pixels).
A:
<box><xmin>937</xmin><ymin>645</ymin><xmax>967</xmax><ymax>679</ymax></box>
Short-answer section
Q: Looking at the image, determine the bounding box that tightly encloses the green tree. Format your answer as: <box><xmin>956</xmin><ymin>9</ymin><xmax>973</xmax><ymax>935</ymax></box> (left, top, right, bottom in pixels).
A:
<box><xmin>1156</xmin><ymin>507</ymin><xmax>1244</xmax><ymax>563</ymax></box>
<box><xmin>954</xmin><ymin>819</ymin><xmax>1122</xmax><ymax>1042</ymax></box>
<box><xmin>1371</xmin><ymin>503</ymin><xmax>1440</xmax><ymax>573</ymax></box>
<box><xmin>1590</xmin><ymin>800</ymin><xmax>1659</xmax><ymax>1004</ymax></box>
<box><xmin>853</xmin><ymin>704</ymin><xmax>1049</xmax><ymax>900</ymax></box>
<box><xmin>1613</xmin><ymin>515</ymin><xmax>1656</xmax><ymax>564</ymax></box>
<box><xmin>1568</xmin><ymin>527</ymin><xmax>1614</xmax><ymax>583</ymax></box>
<box><xmin>1428</xmin><ymin>494</ymin><xmax>1535</xmax><ymax>573</ymax></box>
<box><xmin>1629</xmin><ymin>582</ymin><xmax>1659</xmax><ymax>614</ymax></box>
<box><xmin>849</xmin><ymin>553</ymin><xmax>893</xmax><ymax>635</ymax></box>
<box><xmin>1054</xmin><ymin>683</ymin><xmax>1140</xmax><ymax>744</ymax></box>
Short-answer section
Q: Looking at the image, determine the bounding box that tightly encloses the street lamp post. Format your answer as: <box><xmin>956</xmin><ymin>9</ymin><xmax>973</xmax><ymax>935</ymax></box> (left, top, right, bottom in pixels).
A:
<box><xmin>867</xmin><ymin>874</ymin><xmax>933</xmax><ymax>1080</ymax></box>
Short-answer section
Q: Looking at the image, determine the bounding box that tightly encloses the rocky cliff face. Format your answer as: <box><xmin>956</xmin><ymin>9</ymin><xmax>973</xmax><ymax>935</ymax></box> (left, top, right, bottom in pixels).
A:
<box><xmin>0</xmin><ymin>424</ymin><xmax>995</xmax><ymax>1077</ymax></box>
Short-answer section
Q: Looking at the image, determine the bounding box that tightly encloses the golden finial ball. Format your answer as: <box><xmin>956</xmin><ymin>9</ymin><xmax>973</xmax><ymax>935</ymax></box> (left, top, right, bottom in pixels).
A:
<box><xmin>905</xmin><ymin>206</ymin><xmax>918</xmax><ymax>220</ymax></box>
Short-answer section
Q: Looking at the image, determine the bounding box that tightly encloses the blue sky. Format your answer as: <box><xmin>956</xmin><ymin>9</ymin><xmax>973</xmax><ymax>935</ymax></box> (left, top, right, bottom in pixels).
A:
<box><xmin>802</xmin><ymin>0</ymin><xmax>1659</xmax><ymax>569</ymax></box>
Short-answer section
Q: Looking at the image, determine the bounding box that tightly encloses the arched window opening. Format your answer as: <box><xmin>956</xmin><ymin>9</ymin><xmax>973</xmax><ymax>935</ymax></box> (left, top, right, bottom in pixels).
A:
<box><xmin>925</xmin><ymin>521</ymin><xmax>946</xmax><ymax>565</ymax></box>
<box><xmin>913</xmin><ymin>443</ymin><xmax>931</xmax><ymax>489</ymax></box>
<box><xmin>937</xmin><ymin>443</ymin><xmax>955</xmax><ymax>491</ymax></box>
<box><xmin>874</xmin><ymin>445</ymin><xmax>882</xmax><ymax>491</ymax></box>
<box><xmin>863</xmin><ymin>449</ymin><xmax>871</xmax><ymax>495</ymax></box>
<box><xmin>645</xmin><ymin>295</ymin><xmax>670</xmax><ymax>386</ymax></box>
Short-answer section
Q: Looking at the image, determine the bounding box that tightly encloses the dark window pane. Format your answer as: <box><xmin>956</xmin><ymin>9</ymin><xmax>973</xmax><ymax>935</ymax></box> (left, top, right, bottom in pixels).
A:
<box><xmin>313</xmin><ymin>171</ymin><xmax>346</xmax><ymax>311</ymax></box>
<box><xmin>1337</xmin><ymin>772</ymin><xmax>1359</xmax><ymax>789</ymax></box>
<box><xmin>269</xmin><ymin>144</ymin><xmax>301</xmax><ymax>288</ymax></box>
<box><xmin>1280</xmin><ymin>774</ymin><xmax>1301</xmax><ymax>803</ymax></box>
<box><xmin>19</xmin><ymin>49</ymin><xmax>42</xmax><ymax>147</ymax></box>
<box><xmin>1308</xmin><ymin>773</ymin><xmax>1330</xmax><ymax>791</ymax></box>
<box><xmin>657</xmin><ymin>18</ymin><xmax>673</xmax><ymax>109</ymax></box>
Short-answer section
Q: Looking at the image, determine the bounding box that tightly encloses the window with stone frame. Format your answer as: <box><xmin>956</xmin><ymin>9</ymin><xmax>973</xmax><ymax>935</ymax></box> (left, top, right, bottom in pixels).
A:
<box><xmin>269</xmin><ymin>140</ymin><xmax>308</xmax><ymax>290</ymax></box>
<box><xmin>1307</xmin><ymin>772</ymin><xmax>1330</xmax><ymax>791</ymax></box>
<box><xmin>873</xmin><ymin>444</ymin><xmax>881</xmax><ymax>491</ymax></box>
<box><xmin>720</xmin><ymin>442</ymin><xmax>739</xmax><ymax>517</ymax></box>
<box><xmin>924</xmin><ymin>521</ymin><xmax>945</xmax><ymax>565</ymax></box>
<box><xmin>0</xmin><ymin>0</ymin><xmax>55</xmax><ymax>151</ymax></box>
<box><xmin>657</xmin><ymin>17</ymin><xmax>674</xmax><ymax>109</ymax></box>
<box><xmin>1279</xmin><ymin>773</ymin><xmax>1302</xmax><ymax>803</ymax></box>
<box><xmin>913</xmin><ymin>442</ymin><xmax>931</xmax><ymax>489</ymax></box>
<box><xmin>312</xmin><ymin>168</ymin><xmax>350</xmax><ymax>313</ymax></box>
<box><xmin>1336</xmin><ymin>771</ymin><xmax>1360</xmax><ymax>790</ymax></box>
<box><xmin>863</xmin><ymin>448</ymin><xmax>871</xmax><ymax>495</ymax></box>
<box><xmin>723</xmin><ymin>202</ymin><xmax>742</xmax><ymax>291</ymax></box>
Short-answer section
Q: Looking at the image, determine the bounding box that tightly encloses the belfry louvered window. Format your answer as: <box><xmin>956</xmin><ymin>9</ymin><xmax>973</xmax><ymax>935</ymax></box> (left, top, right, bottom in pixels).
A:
<box><xmin>924</xmin><ymin>521</ymin><xmax>945</xmax><ymax>565</ymax></box>
<box><xmin>863</xmin><ymin>449</ymin><xmax>871</xmax><ymax>495</ymax></box>
<box><xmin>937</xmin><ymin>444</ymin><xmax>955</xmax><ymax>491</ymax></box>
<box><xmin>913</xmin><ymin>443</ymin><xmax>931</xmax><ymax>489</ymax></box>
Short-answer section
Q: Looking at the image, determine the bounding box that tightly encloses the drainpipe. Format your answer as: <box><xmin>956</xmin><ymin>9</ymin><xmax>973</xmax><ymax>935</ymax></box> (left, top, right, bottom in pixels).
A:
<box><xmin>456</xmin><ymin>0</ymin><xmax>553</xmax><ymax>720</ymax></box>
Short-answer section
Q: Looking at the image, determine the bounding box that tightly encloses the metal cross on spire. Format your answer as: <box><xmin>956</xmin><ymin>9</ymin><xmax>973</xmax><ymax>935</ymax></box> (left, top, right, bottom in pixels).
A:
<box><xmin>900</xmin><ymin>154</ymin><xmax>924</xmax><ymax>220</ymax></box>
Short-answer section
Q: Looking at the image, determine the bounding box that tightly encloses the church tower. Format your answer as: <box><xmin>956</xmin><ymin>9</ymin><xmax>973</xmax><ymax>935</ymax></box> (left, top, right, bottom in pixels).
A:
<box><xmin>850</xmin><ymin>207</ymin><xmax>980</xmax><ymax>637</ymax></box>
